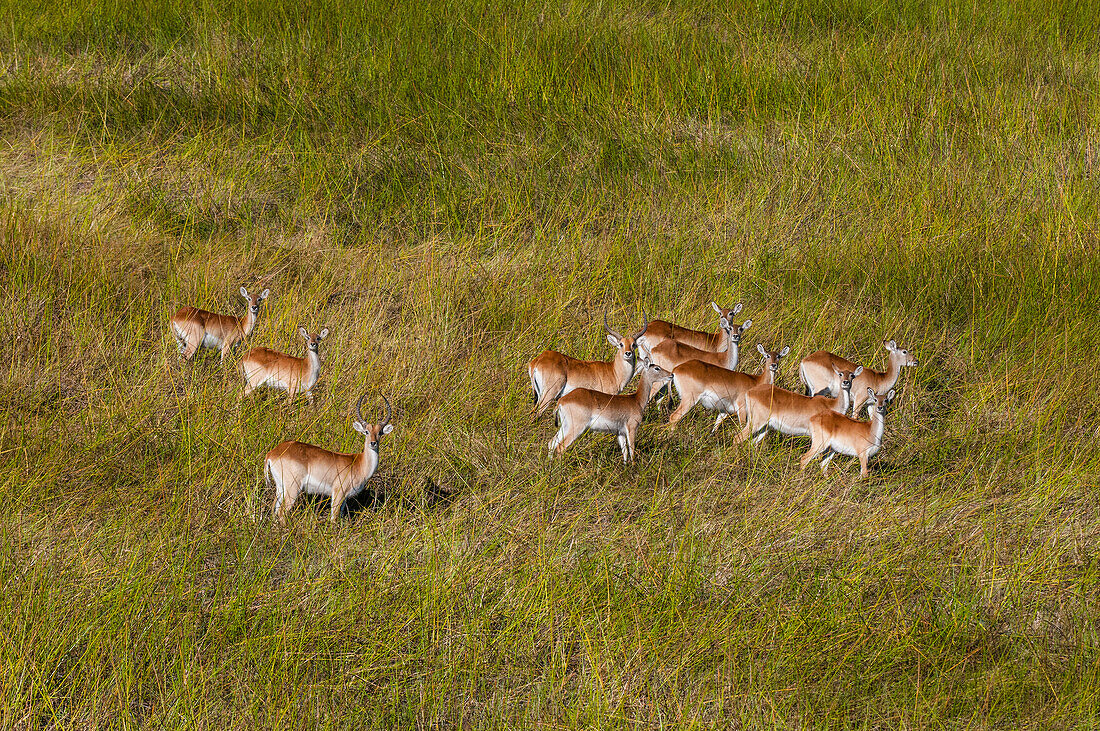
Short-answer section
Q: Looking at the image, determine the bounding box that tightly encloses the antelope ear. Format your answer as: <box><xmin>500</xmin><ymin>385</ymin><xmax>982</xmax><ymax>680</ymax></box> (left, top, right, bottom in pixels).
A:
<box><xmin>757</xmin><ymin>343</ymin><xmax>766</xmax><ymax>355</ymax></box>
<box><xmin>382</xmin><ymin>424</ymin><xmax>394</xmax><ymax>435</ymax></box>
<box><xmin>867</xmin><ymin>387</ymin><xmax>876</xmax><ymax>398</ymax></box>
<box><xmin>885</xmin><ymin>339</ymin><xmax>897</xmax><ymax>351</ymax></box>
<box><xmin>606</xmin><ymin>333</ymin><xmax>621</xmax><ymax>347</ymax></box>
<box><xmin>887</xmin><ymin>389</ymin><xmax>896</xmax><ymax>401</ymax></box>
<box><xmin>260</xmin><ymin>289</ymin><xmax>270</xmax><ymax>299</ymax></box>
<box><xmin>298</xmin><ymin>327</ymin><xmax>309</xmax><ymax>338</ymax></box>
<box><xmin>239</xmin><ymin>286</ymin><xmax>249</xmax><ymax>298</ymax></box>
<box><xmin>353</xmin><ymin>421</ymin><xmax>368</xmax><ymax>434</ymax></box>
<box><xmin>711</xmin><ymin>301</ymin><xmax>721</xmax><ymax>313</ymax></box>
<box><xmin>853</xmin><ymin>365</ymin><xmax>864</xmax><ymax>376</ymax></box>
<box><xmin>741</xmin><ymin>319</ymin><xmax>753</xmax><ymax>330</ymax></box>
<box><xmin>319</xmin><ymin>327</ymin><xmax>330</xmax><ymax>339</ymax></box>
<box><xmin>732</xmin><ymin>302</ymin><xmax>743</xmax><ymax>314</ymax></box>
<box><xmin>779</xmin><ymin>346</ymin><xmax>791</xmax><ymax>357</ymax></box>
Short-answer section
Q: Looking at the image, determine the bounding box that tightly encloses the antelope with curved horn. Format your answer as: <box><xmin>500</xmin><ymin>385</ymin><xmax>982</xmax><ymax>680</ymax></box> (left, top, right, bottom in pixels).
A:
<box><xmin>799</xmin><ymin>340</ymin><xmax>917</xmax><ymax>415</ymax></box>
<box><xmin>265</xmin><ymin>394</ymin><xmax>394</xmax><ymax>524</ymax></box>
<box><xmin>528</xmin><ymin>313</ymin><xmax>648</xmax><ymax>417</ymax></box>
<box><xmin>549</xmin><ymin>358</ymin><xmax>673</xmax><ymax>462</ymax></box>
<box><xmin>638</xmin><ymin>302</ymin><xmax>743</xmax><ymax>353</ymax></box>
<box><xmin>733</xmin><ymin>365</ymin><xmax>863</xmax><ymax>446</ymax></box>
<box><xmin>644</xmin><ymin>314</ymin><xmax>752</xmax><ymax>374</ymax></box>
<box><xmin>668</xmin><ymin>344</ymin><xmax>789</xmax><ymax>433</ymax></box>
<box><xmin>171</xmin><ymin>286</ymin><xmax>270</xmax><ymax>362</ymax></box>
<box><xmin>241</xmin><ymin>327</ymin><xmax>330</xmax><ymax>404</ymax></box>
<box><xmin>800</xmin><ymin>388</ymin><xmax>896</xmax><ymax>478</ymax></box>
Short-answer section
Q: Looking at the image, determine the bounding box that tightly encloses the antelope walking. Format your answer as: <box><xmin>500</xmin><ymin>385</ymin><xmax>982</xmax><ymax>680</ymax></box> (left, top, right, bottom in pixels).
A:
<box><xmin>264</xmin><ymin>394</ymin><xmax>394</xmax><ymax>524</ymax></box>
<box><xmin>639</xmin><ymin>302</ymin><xmax>743</xmax><ymax>353</ymax></box>
<box><xmin>645</xmin><ymin>314</ymin><xmax>752</xmax><ymax>373</ymax></box>
<box><xmin>528</xmin><ymin>313</ymin><xmax>648</xmax><ymax>417</ymax></box>
<box><xmin>171</xmin><ymin>286</ymin><xmax>270</xmax><ymax>362</ymax></box>
<box><xmin>800</xmin><ymin>388</ymin><xmax>896</xmax><ymax>478</ymax></box>
<box><xmin>733</xmin><ymin>366</ymin><xmax>862</xmax><ymax>446</ymax></box>
<box><xmin>668</xmin><ymin>344</ymin><xmax>790</xmax><ymax>433</ymax></box>
<box><xmin>549</xmin><ymin>359</ymin><xmax>673</xmax><ymax>462</ymax></box>
<box><xmin>241</xmin><ymin>327</ymin><xmax>330</xmax><ymax>404</ymax></box>
<box><xmin>799</xmin><ymin>340</ymin><xmax>917</xmax><ymax>414</ymax></box>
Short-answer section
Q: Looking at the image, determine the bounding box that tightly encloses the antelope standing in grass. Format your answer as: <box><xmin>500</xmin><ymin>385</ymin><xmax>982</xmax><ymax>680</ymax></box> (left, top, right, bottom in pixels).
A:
<box><xmin>171</xmin><ymin>286</ymin><xmax>270</xmax><ymax>362</ymax></box>
<box><xmin>265</xmin><ymin>394</ymin><xmax>394</xmax><ymax>524</ymax></box>
<box><xmin>799</xmin><ymin>340</ymin><xmax>916</xmax><ymax>415</ymax></box>
<box><xmin>639</xmin><ymin>302</ymin><xmax>743</xmax><ymax>353</ymax></box>
<box><xmin>549</xmin><ymin>358</ymin><xmax>673</xmax><ymax>462</ymax></box>
<box><xmin>668</xmin><ymin>344</ymin><xmax>790</xmax><ymax>433</ymax></box>
<box><xmin>241</xmin><ymin>327</ymin><xmax>330</xmax><ymax>404</ymax></box>
<box><xmin>528</xmin><ymin>313</ymin><xmax>648</xmax><ymax>417</ymax></box>
<box><xmin>645</xmin><ymin>314</ymin><xmax>752</xmax><ymax>373</ymax></box>
<box><xmin>800</xmin><ymin>388</ymin><xmax>896</xmax><ymax>478</ymax></box>
<box><xmin>733</xmin><ymin>366</ymin><xmax>863</xmax><ymax>446</ymax></box>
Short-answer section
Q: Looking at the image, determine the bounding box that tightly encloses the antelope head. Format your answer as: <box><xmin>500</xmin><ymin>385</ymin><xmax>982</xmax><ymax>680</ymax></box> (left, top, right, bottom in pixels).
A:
<box><xmin>240</xmin><ymin>286</ymin><xmax>271</xmax><ymax>316</ymax></box>
<box><xmin>352</xmin><ymin>394</ymin><xmax>395</xmax><ymax>452</ymax></box>
<box><xmin>298</xmin><ymin>326</ymin><xmax>331</xmax><ymax>353</ymax></box>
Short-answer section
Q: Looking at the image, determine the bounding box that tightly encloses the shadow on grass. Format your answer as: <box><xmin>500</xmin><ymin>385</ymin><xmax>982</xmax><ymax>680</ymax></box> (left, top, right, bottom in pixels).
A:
<box><xmin>296</xmin><ymin>475</ymin><xmax>461</xmax><ymax>520</ymax></box>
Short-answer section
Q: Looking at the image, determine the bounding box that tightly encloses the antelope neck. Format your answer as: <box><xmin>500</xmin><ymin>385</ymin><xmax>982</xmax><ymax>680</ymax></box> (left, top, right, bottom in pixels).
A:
<box><xmin>305</xmin><ymin>349</ymin><xmax>322</xmax><ymax>387</ymax></box>
<box><xmin>241</xmin><ymin>307</ymin><xmax>258</xmax><ymax>336</ymax></box>
<box><xmin>723</xmin><ymin>335</ymin><xmax>740</xmax><ymax>370</ymax></box>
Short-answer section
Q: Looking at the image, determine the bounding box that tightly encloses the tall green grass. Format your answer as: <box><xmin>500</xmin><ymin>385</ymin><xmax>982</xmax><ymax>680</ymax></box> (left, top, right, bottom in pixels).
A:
<box><xmin>1</xmin><ymin>0</ymin><xmax>1099</xmax><ymax>727</ymax></box>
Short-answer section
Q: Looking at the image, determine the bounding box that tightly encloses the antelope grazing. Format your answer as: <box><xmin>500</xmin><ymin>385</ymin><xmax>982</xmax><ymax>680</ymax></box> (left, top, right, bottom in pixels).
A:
<box><xmin>733</xmin><ymin>366</ymin><xmax>863</xmax><ymax>446</ymax></box>
<box><xmin>799</xmin><ymin>340</ymin><xmax>917</xmax><ymax>414</ymax></box>
<box><xmin>639</xmin><ymin>302</ymin><xmax>743</xmax><ymax>353</ymax></box>
<box><xmin>668</xmin><ymin>344</ymin><xmax>790</xmax><ymax>433</ymax></box>
<box><xmin>528</xmin><ymin>313</ymin><xmax>648</xmax><ymax>417</ymax></box>
<box><xmin>241</xmin><ymin>327</ymin><xmax>330</xmax><ymax>404</ymax></box>
<box><xmin>645</xmin><ymin>314</ymin><xmax>752</xmax><ymax>373</ymax></box>
<box><xmin>171</xmin><ymin>286</ymin><xmax>270</xmax><ymax>362</ymax></box>
<box><xmin>265</xmin><ymin>394</ymin><xmax>394</xmax><ymax>524</ymax></box>
<box><xmin>800</xmin><ymin>388</ymin><xmax>896</xmax><ymax>478</ymax></box>
<box><xmin>549</xmin><ymin>359</ymin><xmax>673</xmax><ymax>462</ymax></box>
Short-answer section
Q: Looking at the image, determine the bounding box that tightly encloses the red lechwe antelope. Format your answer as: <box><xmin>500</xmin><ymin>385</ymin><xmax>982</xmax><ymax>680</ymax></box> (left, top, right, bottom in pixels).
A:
<box><xmin>668</xmin><ymin>343</ymin><xmax>790</xmax><ymax>433</ymax></box>
<box><xmin>528</xmin><ymin>313</ymin><xmax>648</xmax><ymax>417</ymax></box>
<box><xmin>799</xmin><ymin>340</ymin><xmax>917</xmax><ymax>415</ymax></box>
<box><xmin>549</xmin><ymin>358</ymin><xmax>673</xmax><ymax>462</ymax></box>
<box><xmin>800</xmin><ymin>388</ymin><xmax>896</xmax><ymax>478</ymax></box>
<box><xmin>733</xmin><ymin>365</ymin><xmax>863</xmax><ymax>446</ymax></box>
<box><xmin>644</xmin><ymin>314</ymin><xmax>752</xmax><ymax>374</ymax></box>
<box><xmin>265</xmin><ymin>394</ymin><xmax>394</xmax><ymax>524</ymax></box>
<box><xmin>170</xmin><ymin>286</ymin><xmax>270</xmax><ymax>362</ymax></box>
<box><xmin>638</xmin><ymin>302</ymin><xmax>743</xmax><ymax>353</ymax></box>
<box><xmin>241</xmin><ymin>327</ymin><xmax>330</xmax><ymax>404</ymax></box>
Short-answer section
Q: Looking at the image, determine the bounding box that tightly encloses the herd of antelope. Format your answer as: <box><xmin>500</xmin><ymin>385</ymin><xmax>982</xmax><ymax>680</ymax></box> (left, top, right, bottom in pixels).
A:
<box><xmin>528</xmin><ymin>302</ymin><xmax>917</xmax><ymax>478</ymax></box>
<box><xmin>169</xmin><ymin>288</ymin><xmax>916</xmax><ymax>524</ymax></box>
<box><xmin>170</xmin><ymin>287</ymin><xmax>394</xmax><ymax>524</ymax></box>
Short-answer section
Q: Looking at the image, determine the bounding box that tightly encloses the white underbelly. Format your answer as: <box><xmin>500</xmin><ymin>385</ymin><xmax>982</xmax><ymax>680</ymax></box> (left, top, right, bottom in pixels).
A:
<box><xmin>587</xmin><ymin>416</ymin><xmax>622</xmax><ymax>434</ymax></box>
<box><xmin>769</xmin><ymin>417</ymin><xmax>809</xmax><ymax>438</ymax></box>
<box><xmin>699</xmin><ymin>392</ymin><xmax>735</xmax><ymax>414</ymax></box>
<box><xmin>201</xmin><ymin>332</ymin><xmax>223</xmax><ymax>348</ymax></box>
<box><xmin>830</xmin><ymin>440</ymin><xmax>879</xmax><ymax>458</ymax></box>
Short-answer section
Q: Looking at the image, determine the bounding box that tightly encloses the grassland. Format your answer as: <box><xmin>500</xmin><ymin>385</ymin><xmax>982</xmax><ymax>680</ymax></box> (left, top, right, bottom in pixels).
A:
<box><xmin>1</xmin><ymin>0</ymin><xmax>1099</xmax><ymax>727</ymax></box>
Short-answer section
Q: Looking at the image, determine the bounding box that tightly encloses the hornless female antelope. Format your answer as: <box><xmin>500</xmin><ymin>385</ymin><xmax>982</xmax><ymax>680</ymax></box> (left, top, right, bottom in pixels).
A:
<box><xmin>799</xmin><ymin>340</ymin><xmax>917</xmax><ymax>415</ymax></box>
<box><xmin>528</xmin><ymin>313</ymin><xmax>648</xmax><ymax>417</ymax></box>
<box><xmin>668</xmin><ymin>343</ymin><xmax>790</xmax><ymax>433</ymax></box>
<box><xmin>264</xmin><ymin>394</ymin><xmax>394</xmax><ymax>524</ymax></box>
<box><xmin>645</xmin><ymin>314</ymin><xmax>752</xmax><ymax>373</ymax></box>
<box><xmin>241</xmin><ymin>327</ymin><xmax>330</xmax><ymax>404</ymax></box>
<box><xmin>800</xmin><ymin>388</ymin><xmax>896</xmax><ymax>478</ymax></box>
<box><xmin>733</xmin><ymin>366</ymin><xmax>863</xmax><ymax>446</ymax></box>
<box><xmin>171</xmin><ymin>286</ymin><xmax>270</xmax><ymax>362</ymax></box>
<box><xmin>549</xmin><ymin>358</ymin><xmax>673</xmax><ymax>462</ymax></box>
<box><xmin>638</xmin><ymin>302</ymin><xmax>743</xmax><ymax>353</ymax></box>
